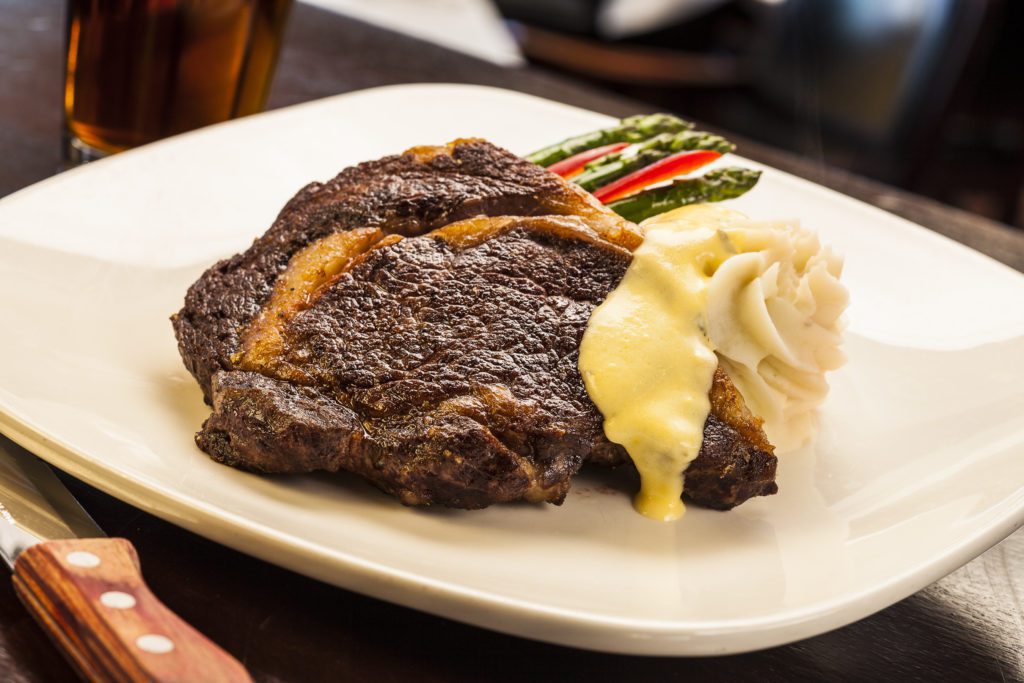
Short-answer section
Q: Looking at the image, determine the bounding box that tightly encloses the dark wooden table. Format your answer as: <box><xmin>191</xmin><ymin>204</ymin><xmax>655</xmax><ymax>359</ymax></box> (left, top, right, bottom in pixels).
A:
<box><xmin>3</xmin><ymin>2</ymin><xmax>1024</xmax><ymax>681</ymax></box>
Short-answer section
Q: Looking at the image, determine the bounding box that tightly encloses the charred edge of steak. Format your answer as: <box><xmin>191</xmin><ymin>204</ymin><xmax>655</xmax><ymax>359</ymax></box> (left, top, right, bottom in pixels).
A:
<box><xmin>171</xmin><ymin>138</ymin><xmax>638</xmax><ymax>403</ymax></box>
<box><xmin>197</xmin><ymin>371</ymin><xmax>560</xmax><ymax>509</ymax></box>
<box><xmin>684</xmin><ymin>414</ymin><xmax>778</xmax><ymax>510</ymax></box>
<box><xmin>688</xmin><ymin>368</ymin><xmax>776</xmax><ymax>509</ymax></box>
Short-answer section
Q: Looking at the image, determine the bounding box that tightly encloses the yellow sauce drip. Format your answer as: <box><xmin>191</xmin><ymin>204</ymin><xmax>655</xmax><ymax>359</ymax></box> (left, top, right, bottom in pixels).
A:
<box><xmin>579</xmin><ymin>205</ymin><xmax>744</xmax><ymax>520</ymax></box>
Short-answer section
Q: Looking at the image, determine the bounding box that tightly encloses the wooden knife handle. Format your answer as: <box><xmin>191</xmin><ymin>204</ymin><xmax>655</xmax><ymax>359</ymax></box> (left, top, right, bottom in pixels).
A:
<box><xmin>11</xmin><ymin>538</ymin><xmax>252</xmax><ymax>683</ymax></box>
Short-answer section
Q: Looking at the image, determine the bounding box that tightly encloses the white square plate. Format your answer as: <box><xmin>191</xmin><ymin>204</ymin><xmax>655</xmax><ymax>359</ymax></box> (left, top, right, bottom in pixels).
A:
<box><xmin>1</xmin><ymin>84</ymin><xmax>1023</xmax><ymax>655</ymax></box>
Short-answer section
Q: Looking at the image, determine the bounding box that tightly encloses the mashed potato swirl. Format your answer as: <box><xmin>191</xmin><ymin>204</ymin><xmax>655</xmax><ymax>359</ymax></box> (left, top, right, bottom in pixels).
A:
<box><xmin>701</xmin><ymin>216</ymin><xmax>848</xmax><ymax>451</ymax></box>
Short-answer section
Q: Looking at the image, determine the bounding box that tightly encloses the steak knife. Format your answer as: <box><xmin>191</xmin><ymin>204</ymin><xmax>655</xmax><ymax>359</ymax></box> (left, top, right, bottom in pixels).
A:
<box><xmin>0</xmin><ymin>436</ymin><xmax>251</xmax><ymax>682</ymax></box>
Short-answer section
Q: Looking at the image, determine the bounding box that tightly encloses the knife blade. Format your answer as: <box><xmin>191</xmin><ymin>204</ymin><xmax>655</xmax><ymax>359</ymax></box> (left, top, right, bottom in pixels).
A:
<box><xmin>0</xmin><ymin>436</ymin><xmax>252</xmax><ymax>683</ymax></box>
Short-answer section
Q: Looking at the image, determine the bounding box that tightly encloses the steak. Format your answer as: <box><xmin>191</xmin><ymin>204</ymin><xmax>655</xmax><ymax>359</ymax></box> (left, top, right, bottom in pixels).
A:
<box><xmin>173</xmin><ymin>139</ymin><xmax>777</xmax><ymax>510</ymax></box>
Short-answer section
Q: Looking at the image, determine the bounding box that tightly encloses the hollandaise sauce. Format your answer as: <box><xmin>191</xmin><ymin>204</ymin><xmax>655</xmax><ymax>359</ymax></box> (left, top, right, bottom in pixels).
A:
<box><xmin>579</xmin><ymin>205</ymin><xmax>744</xmax><ymax>521</ymax></box>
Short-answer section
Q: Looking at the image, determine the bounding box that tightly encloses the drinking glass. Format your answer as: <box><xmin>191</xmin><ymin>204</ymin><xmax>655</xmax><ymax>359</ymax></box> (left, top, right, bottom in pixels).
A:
<box><xmin>64</xmin><ymin>0</ymin><xmax>293</xmax><ymax>164</ymax></box>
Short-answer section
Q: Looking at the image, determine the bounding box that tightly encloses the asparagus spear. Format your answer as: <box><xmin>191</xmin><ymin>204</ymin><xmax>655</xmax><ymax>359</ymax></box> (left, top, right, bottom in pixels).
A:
<box><xmin>574</xmin><ymin>130</ymin><xmax>734</xmax><ymax>192</ymax></box>
<box><xmin>525</xmin><ymin>114</ymin><xmax>692</xmax><ymax>167</ymax></box>
<box><xmin>607</xmin><ymin>167</ymin><xmax>761</xmax><ymax>223</ymax></box>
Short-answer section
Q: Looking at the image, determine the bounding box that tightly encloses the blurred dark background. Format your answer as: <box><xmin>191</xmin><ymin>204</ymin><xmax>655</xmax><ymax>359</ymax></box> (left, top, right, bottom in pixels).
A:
<box><xmin>495</xmin><ymin>0</ymin><xmax>1024</xmax><ymax>229</ymax></box>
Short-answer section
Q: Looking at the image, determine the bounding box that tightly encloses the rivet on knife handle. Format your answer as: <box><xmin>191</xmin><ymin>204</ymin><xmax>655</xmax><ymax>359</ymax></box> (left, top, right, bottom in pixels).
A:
<box><xmin>11</xmin><ymin>537</ymin><xmax>252</xmax><ymax>683</ymax></box>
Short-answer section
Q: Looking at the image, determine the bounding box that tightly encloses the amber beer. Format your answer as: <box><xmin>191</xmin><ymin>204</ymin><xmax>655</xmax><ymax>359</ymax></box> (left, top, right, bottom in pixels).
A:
<box><xmin>64</xmin><ymin>0</ymin><xmax>292</xmax><ymax>161</ymax></box>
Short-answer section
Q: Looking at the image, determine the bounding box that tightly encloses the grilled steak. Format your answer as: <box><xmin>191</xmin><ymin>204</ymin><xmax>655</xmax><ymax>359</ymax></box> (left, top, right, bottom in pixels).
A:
<box><xmin>173</xmin><ymin>139</ymin><xmax>777</xmax><ymax>510</ymax></box>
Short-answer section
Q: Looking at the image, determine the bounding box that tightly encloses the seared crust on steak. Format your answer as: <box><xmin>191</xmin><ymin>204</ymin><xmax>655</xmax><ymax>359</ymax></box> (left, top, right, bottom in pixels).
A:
<box><xmin>691</xmin><ymin>368</ymin><xmax>777</xmax><ymax>507</ymax></box>
<box><xmin>174</xmin><ymin>139</ymin><xmax>776</xmax><ymax>511</ymax></box>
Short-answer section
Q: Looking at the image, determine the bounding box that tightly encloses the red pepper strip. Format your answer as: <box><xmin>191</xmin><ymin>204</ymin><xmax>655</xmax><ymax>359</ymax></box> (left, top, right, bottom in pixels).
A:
<box><xmin>546</xmin><ymin>142</ymin><xmax>631</xmax><ymax>178</ymax></box>
<box><xmin>592</xmin><ymin>149</ymin><xmax>722</xmax><ymax>203</ymax></box>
